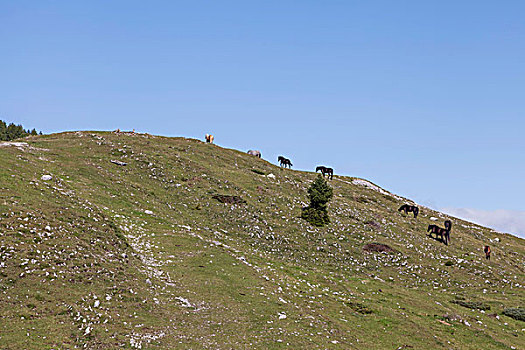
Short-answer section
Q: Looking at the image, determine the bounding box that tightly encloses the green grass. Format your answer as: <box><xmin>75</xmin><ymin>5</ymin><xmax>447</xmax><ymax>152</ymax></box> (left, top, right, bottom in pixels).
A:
<box><xmin>0</xmin><ymin>131</ymin><xmax>524</xmax><ymax>349</ymax></box>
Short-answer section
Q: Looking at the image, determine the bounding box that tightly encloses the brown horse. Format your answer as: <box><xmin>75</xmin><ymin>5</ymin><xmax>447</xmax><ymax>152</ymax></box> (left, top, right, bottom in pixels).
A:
<box><xmin>428</xmin><ymin>220</ymin><xmax>452</xmax><ymax>245</ymax></box>
<box><xmin>484</xmin><ymin>246</ymin><xmax>491</xmax><ymax>260</ymax></box>
<box><xmin>398</xmin><ymin>204</ymin><xmax>419</xmax><ymax>218</ymax></box>
<box><xmin>316</xmin><ymin>166</ymin><xmax>333</xmax><ymax>180</ymax></box>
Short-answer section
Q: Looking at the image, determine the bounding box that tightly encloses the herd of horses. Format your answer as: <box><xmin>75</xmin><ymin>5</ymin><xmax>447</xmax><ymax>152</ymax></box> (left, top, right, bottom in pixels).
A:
<box><xmin>398</xmin><ymin>204</ymin><xmax>452</xmax><ymax>245</ymax></box>
<box><xmin>205</xmin><ymin>134</ymin><xmax>492</xmax><ymax>257</ymax></box>
<box><xmin>399</xmin><ymin>204</ymin><xmax>492</xmax><ymax>258</ymax></box>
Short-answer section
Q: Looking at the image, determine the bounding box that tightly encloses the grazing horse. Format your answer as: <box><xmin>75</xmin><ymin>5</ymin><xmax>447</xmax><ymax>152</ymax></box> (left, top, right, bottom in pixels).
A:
<box><xmin>316</xmin><ymin>166</ymin><xmax>333</xmax><ymax>180</ymax></box>
<box><xmin>247</xmin><ymin>150</ymin><xmax>261</xmax><ymax>158</ymax></box>
<box><xmin>484</xmin><ymin>246</ymin><xmax>491</xmax><ymax>260</ymax></box>
<box><xmin>278</xmin><ymin>156</ymin><xmax>293</xmax><ymax>168</ymax></box>
<box><xmin>205</xmin><ymin>134</ymin><xmax>214</xmax><ymax>143</ymax></box>
<box><xmin>398</xmin><ymin>204</ymin><xmax>419</xmax><ymax>218</ymax></box>
<box><xmin>428</xmin><ymin>220</ymin><xmax>452</xmax><ymax>245</ymax></box>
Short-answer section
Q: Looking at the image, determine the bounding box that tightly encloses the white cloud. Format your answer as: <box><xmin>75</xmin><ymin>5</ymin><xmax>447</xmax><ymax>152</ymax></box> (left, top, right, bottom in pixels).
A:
<box><xmin>441</xmin><ymin>208</ymin><xmax>525</xmax><ymax>239</ymax></box>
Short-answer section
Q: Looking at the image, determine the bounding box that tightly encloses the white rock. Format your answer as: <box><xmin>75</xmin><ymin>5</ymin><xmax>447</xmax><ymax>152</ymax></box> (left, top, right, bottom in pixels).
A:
<box><xmin>267</xmin><ymin>173</ymin><xmax>276</xmax><ymax>179</ymax></box>
<box><xmin>144</xmin><ymin>210</ymin><xmax>153</xmax><ymax>215</ymax></box>
<box><xmin>45</xmin><ymin>225</ymin><xmax>51</xmax><ymax>232</ymax></box>
<box><xmin>430</xmin><ymin>217</ymin><xmax>438</xmax><ymax>221</ymax></box>
<box><xmin>278</xmin><ymin>312</ymin><xmax>287</xmax><ymax>319</ymax></box>
<box><xmin>94</xmin><ymin>300</ymin><xmax>100</xmax><ymax>308</ymax></box>
<box><xmin>41</xmin><ymin>175</ymin><xmax>52</xmax><ymax>181</ymax></box>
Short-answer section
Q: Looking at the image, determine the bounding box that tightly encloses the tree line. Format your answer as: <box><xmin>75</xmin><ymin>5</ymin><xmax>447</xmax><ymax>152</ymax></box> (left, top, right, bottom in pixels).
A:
<box><xmin>0</xmin><ymin>119</ymin><xmax>41</xmax><ymax>141</ymax></box>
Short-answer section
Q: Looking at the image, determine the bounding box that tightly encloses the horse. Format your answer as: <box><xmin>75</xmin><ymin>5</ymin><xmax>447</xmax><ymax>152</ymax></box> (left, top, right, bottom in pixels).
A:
<box><xmin>278</xmin><ymin>156</ymin><xmax>293</xmax><ymax>168</ymax></box>
<box><xmin>316</xmin><ymin>166</ymin><xmax>333</xmax><ymax>180</ymax></box>
<box><xmin>398</xmin><ymin>204</ymin><xmax>419</xmax><ymax>218</ymax></box>
<box><xmin>427</xmin><ymin>220</ymin><xmax>452</xmax><ymax>245</ymax></box>
<box><xmin>484</xmin><ymin>246</ymin><xmax>491</xmax><ymax>260</ymax></box>
<box><xmin>247</xmin><ymin>150</ymin><xmax>261</xmax><ymax>158</ymax></box>
<box><xmin>205</xmin><ymin>134</ymin><xmax>214</xmax><ymax>144</ymax></box>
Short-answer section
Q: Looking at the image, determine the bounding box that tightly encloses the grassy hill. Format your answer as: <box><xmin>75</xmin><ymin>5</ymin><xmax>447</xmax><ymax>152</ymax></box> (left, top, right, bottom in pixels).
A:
<box><xmin>0</xmin><ymin>131</ymin><xmax>523</xmax><ymax>349</ymax></box>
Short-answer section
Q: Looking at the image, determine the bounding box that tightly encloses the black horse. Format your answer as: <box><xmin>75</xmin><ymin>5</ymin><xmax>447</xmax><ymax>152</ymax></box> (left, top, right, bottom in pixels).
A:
<box><xmin>278</xmin><ymin>156</ymin><xmax>293</xmax><ymax>168</ymax></box>
<box><xmin>316</xmin><ymin>166</ymin><xmax>333</xmax><ymax>180</ymax></box>
<box><xmin>427</xmin><ymin>220</ymin><xmax>452</xmax><ymax>245</ymax></box>
<box><xmin>398</xmin><ymin>204</ymin><xmax>419</xmax><ymax>218</ymax></box>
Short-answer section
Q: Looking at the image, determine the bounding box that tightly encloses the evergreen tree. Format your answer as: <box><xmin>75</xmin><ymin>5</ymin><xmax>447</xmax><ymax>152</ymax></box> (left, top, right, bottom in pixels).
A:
<box><xmin>301</xmin><ymin>175</ymin><xmax>333</xmax><ymax>226</ymax></box>
<box><xmin>0</xmin><ymin>119</ymin><xmax>41</xmax><ymax>141</ymax></box>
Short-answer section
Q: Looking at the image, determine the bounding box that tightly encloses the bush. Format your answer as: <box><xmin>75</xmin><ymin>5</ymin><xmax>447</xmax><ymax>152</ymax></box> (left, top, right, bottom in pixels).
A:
<box><xmin>451</xmin><ymin>300</ymin><xmax>490</xmax><ymax>310</ymax></box>
<box><xmin>301</xmin><ymin>176</ymin><xmax>333</xmax><ymax>227</ymax></box>
<box><xmin>502</xmin><ymin>307</ymin><xmax>525</xmax><ymax>322</ymax></box>
<box><xmin>301</xmin><ymin>206</ymin><xmax>330</xmax><ymax>227</ymax></box>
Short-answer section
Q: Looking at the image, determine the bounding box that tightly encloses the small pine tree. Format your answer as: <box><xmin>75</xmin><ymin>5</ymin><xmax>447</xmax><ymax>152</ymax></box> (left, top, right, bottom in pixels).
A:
<box><xmin>301</xmin><ymin>175</ymin><xmax>333</xmax><ymax>226</ymax></box>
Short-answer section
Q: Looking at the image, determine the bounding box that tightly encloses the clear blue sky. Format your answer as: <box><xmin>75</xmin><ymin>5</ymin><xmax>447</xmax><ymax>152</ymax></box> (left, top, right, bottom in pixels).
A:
<box><xmin>2</xmin><ymin>1</ymin><xmax>525</xmax><ymax>232</ymax></box>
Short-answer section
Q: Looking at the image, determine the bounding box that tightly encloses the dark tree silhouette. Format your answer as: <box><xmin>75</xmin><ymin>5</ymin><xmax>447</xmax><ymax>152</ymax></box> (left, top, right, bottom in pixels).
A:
<box><xmin>0</xmin><ymin>119</ymin><xmax>41</xmax><ymax>141</ymax></box>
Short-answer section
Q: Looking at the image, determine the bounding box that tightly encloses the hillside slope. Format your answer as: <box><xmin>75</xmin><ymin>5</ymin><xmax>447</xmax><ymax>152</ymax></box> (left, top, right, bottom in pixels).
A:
<box><xmin>0</xmin><ymin>131</ymin><xmax>523</xmax><ymax>349</ymax></box>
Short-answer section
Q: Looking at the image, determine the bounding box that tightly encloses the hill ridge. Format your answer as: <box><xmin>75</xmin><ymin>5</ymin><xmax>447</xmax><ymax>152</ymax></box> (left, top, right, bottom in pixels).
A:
<box><xmin>0</xmin><ymin>131</ymin><xmax>523</xmax><ymax>349</ymax></box>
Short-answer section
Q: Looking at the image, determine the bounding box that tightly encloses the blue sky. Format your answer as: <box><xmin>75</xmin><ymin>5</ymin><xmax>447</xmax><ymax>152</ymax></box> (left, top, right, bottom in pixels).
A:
<box><xmin>2</xmin><ymin>1</ymin><xmax>524</xmax><ymax>236</ymax></box>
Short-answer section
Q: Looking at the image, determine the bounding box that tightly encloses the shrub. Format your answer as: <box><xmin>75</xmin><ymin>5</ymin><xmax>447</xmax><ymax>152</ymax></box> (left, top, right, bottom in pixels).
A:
<box><xmin>301</xmin><ymin>176</ymin><xmax>333</xmax><ymax>227</ymax></box>
<box><xmin>451</xmin><ymin>300</ymin><xmax>490</xmax><ymax>310</ymax></box>
<box><xmin>502</xmin><ymin>307</ymin><xmax>525</xmax><ymax>322</ymax></box>
<box><xmin>301</xmin><ymin>206</ymin><xmax>330</xmax><ymax>227</ymax></box>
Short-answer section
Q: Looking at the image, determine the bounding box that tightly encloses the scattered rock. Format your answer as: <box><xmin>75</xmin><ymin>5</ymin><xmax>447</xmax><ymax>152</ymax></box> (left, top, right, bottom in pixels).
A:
<box><xmin>144</xmin><ymin>210</ymin><xmax>154</xmax><ymax>215</ymax></box>
<box><xmin>267</xmin><ymin>173</ymin><xmax>276</xmax><ymax>179</ymax></box>
<box><xmin>110</xmin><ymin>160</ymin><xmax>127</xmax><ymax>166</ymax></box>
<box><xmin>41</xmin><ymin>175</ymin><xmax>52</xmax><ymax>181</ymax></box>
